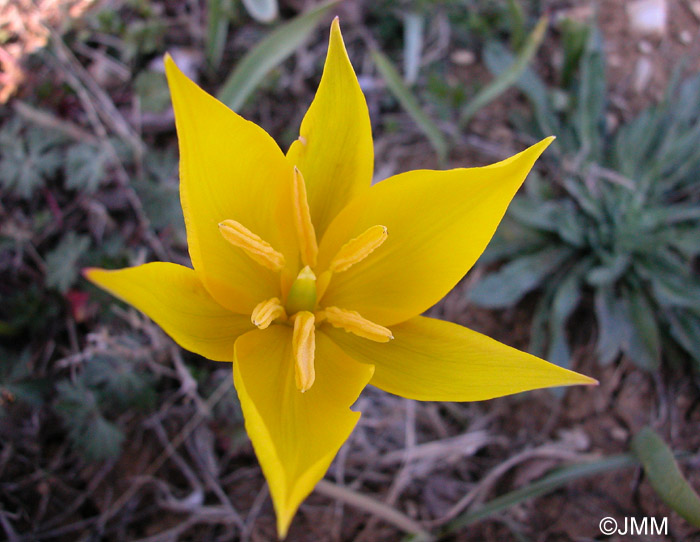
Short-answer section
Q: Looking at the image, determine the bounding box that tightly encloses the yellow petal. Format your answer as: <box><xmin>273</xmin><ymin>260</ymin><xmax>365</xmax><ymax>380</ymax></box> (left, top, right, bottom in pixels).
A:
<box><xmin>325</xmin><ymin>315</ymin><xmax>597</xmax><ymax>401</ymax></box>
<box><xmin>84</xmin><ymin>263</ymin><xmax>252</xmax><ymax>361</ymax></box>
<box><xmin>318</xmin><ymin>138</ymin><xmax>554</xmax><ymax>325</ymax></box>
<box><xmin>165</xmin><ymin>55</ymin><xmax>298</xmax><ymax>314</ymax></box>
<box><xmin>286</xmin><ymin>18</ymin><xmax>373</xmax><ymax>238</ymax></box>
<box><xmin>233</xmin><ymin>326</ymin><xmax>374</xmax><ymax>537</ymax></box>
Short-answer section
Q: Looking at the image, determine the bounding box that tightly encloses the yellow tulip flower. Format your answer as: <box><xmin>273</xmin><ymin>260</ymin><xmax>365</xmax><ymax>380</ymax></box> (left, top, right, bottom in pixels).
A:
<box><xmin>85</xmin><ymin>18</ymin><xmax>596</xmax><ymax>538</ymax></box>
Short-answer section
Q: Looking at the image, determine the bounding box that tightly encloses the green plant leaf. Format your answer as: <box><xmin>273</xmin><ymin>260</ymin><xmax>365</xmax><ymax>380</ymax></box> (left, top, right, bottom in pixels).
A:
<box><xmin>574</xmin><ymin>25</ymin><xmax>606</xmax><ymax>160</ymax></box>
<box><xmin>0</xmin><ymin>120</ymin><xmax>64</xmax><ymax>198</ymax></box>
<box><xmin>468</xmin><ymin>246</ymin><xmax>573</xmax><ymax>309</ymax></box>
<box><xmin>667</xmin><ymin>311</ymin><xmax>700</xmax><ymax>368</ymax></box>
<box><xmin>632</xmin><ymin>427</ymin><xmax>700</xmax><ymax>527</ymax></box>
<box><xmin>623</xmin><ymin>287</ymin><xmax>661</xmax><ymax>370</ymax></box>
<box><xmin>402</xmin><ymin>12</ymin><xmax>424</xmax><ymax>85</ymax></box>
<box><xmin>217</xmin><ymin>0</ymin><xmax>339</xmax><ymax>111</ymax></box>
<box><xmin>371</xmin><ymin>48</ymin><xmax>448</xmax><ymax>163</ymax></box>
<box><xmin>547</xmin><ymin>259</ymin><xmax>590</xmax><ymax>369</ymax></box>
<box><xmin>206</xmin><ymin>0</ymin><xmax>231</xmax><ymax>70</ymax></box>
<box><xmin>594</xmin><ymin>287</ymin><xmax>626</xmax><ymax>365</ymax></box>
<box><xmin>507</xmin><ymin>197</ymin><xmax>562</xmax><ymax>233</ymax></box>
<box><xmin>45</xmin><ymin>233</ymin><xmax>91</xmax><ymax>293</ymax></box>
<box><xmin>134</xmin><ymin>70</ymin><xmax>171</xmax><ymax>113</ymax></box>
<box><xmin>586</xmin><ymin>253</ymin><xmax>631</xmax><ymax>286</ymax></box>
<box><xmin>444</xmin><ymin>454</ymin><xmax>638</xmax><ymax>532</ymax></box>
<box><xmin>559</xmin><ymin>17</ymin><xmax>590</xmax><ymax>87</ymax></box>
<box><xmin>0</xmin><ymin>348</ymin><xmax>46</xmax><ymax>409</ymax></box>
<box><xmin>478</xmin><ymin>217</ymin><xmax>549</xmax><ymax>265</ymax></box>
<box><xmin>484</xmin><ymin>42</ymin><xmax>560</xmax><ymax>144</ymax></box>
<box><xmin>65</xmin><ymin>143</ymin><xmax>111</xmax><ymax>193</ymax></box>
<box><xmin>56</xmin><ymin>380</ymin><xmax>125</xmax><ymax>461</ymax></box>
<box><xmin>505</xmin><ymin>0</ymin><xmax>526</xmax><ymax>50</ymax></box>
<box><xmin>459</xmin><ymin>15</ymin><xmax>548</xmax><ymax>128</ymax></box>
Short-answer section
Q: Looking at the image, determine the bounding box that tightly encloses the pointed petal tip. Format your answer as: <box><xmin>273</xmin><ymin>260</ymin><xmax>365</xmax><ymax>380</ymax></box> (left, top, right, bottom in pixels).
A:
<box><xmin>163</xmin><ymin>52</ymin><xmax>177</xmax><ymax>75</ymax></box>
<box><xmin>329</xmin><ymin>15</ymin><xmax>343</xmax><ymax>42</ymax></box>
<box><xmin>563</xmin><ymin>371</ymin><xmax>598</xmax><ymax>388</ymax></box>
<box><xmin>535</xmin><ymin>135</ymin><xmax>555</xmax><ymax>153</ymax></box>
<box><xmin>276</xmin><ymin>507</ymin><xmax>294</xmax><ymax>540</ymax></box>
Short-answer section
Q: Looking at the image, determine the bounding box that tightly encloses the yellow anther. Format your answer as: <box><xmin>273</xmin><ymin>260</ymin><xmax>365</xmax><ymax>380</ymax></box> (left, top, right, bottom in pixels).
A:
<box><xmin>321</xmin><ymin>306</ymin><xmax>393</xmax><ymax>343</ymax></box>
<box><xmin>251</xmin><ymin>297</ymin><xmax>286</xmax><ymax>329</ymax></box>
<box><xmin>292</xmin><ymin>167</ymin><xmax>318</xmax><ymax>268</ymax></box>
<box><xmin>330</xmin><ymin>225</ymin><xmax>388</xmax><ymax>272</ymax></box>
<box><xmin>219</xmin><ymin>219</ymin><xmax>285</xmax><ymax>271</ymax></box>
<box><xmin>292</xmin><ymin>311</ymin><xmax>316</xmax><ymax>392</ymax></box>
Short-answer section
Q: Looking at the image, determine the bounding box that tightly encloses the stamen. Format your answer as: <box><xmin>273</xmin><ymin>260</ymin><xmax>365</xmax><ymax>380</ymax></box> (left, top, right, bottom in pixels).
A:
<box><xmin>320</xmin><ymin>306</ymin><xmax>393</xmax><ymax>343</ymax></box>
<box><xmin>292</xmin><ymin>311</ymin><xmax>316</xmax><ymax>392</ymax></box>
<box><xmin>251</xmin><ymin>297</ymin><xmax>286</xmax><ymax>329</ymax></box>
<box><xmin>330</xmin><ymin>225</ymin><xmax>388</xmax><ymax>272</ymax></box>
<box><xmin>292</xmin><ymin>167</ymin><xmax>318</xmax><ymax>268</ymax></box>
<box><xmin>219</xmin><ymin>219</ymin><xmax>285</xmax><ymax>271</ymax></box>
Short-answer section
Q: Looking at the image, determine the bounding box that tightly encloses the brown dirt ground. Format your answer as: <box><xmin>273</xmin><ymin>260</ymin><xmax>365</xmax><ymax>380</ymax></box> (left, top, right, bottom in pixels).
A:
<box><xmin>2</xmin><ymin>1</ymin><xmax>700</xmax><ymax>541</ymax></box>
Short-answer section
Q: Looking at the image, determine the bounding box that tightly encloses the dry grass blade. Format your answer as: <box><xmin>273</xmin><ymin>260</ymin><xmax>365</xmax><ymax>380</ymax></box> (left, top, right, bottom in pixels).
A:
<box><xmin>48</xmin><ymin>30</ymin><xmax>145</xmax><ymax>156</ymax></box>
<box><xmin>315</xmin><ymin>480</ymin><xmax>434</xmax><ymax>541</ymax></box>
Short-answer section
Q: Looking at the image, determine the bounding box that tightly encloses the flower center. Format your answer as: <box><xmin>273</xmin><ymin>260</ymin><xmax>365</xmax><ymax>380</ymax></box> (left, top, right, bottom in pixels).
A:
<box><xmin>219</xmin><ymin>165</ymin><xmax>392</xmax><ymax>393</ymax></box>
<box><xmin>285</xmin><ymin>266</ymin><xmax>317</xmax><ymax>314</ymax></box>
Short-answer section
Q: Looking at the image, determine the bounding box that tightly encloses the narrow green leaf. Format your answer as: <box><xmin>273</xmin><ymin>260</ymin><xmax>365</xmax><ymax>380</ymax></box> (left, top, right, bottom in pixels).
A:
<box><xmin>632</xmin><ymin>427</ymin><xmax>700</xmax><ymax>527</ymax></box>
<box><xmin>586</xmin><ymin>253</ymin><xmax>631</xmax><ymax>286</ymax></box>
<box><xmin>575</xmin><ymin>25</ymin><xmax>606</xmax><ymax>160</ymax></box>
<box><xmin>594</xmin><ymin>287</ymin><xmax>626</xmax><ymax>365</ymax></box>
<box><xmin>559</xmin><ymin>18</ymin><xmax>590</xmax><ymax>87</ymax></box>
<box><xmin>444</xmin><ymin>454</ymin><xmax>638</xmax><ymax>532</ymax></box>
<box><xmin>547</xmin><ymin>259</ymin><xmax>590</xmax><ymax>369</ymax></box>
<box><xmin>217</xmin><ymin>0</ymin><xmax>339</xmax><ymax>111</ymax></box>
<box><xmin>371</xmin><ymin>48</ymin><xmax>448</xmax><ymax>163</ymax></box>
<box><xmin>459</xmin><ymin>16</ymin><xmax>548</xmax><ymax>128</ymax></box>
<box><xmin>483</xmin><ymin>42</ymin><xmax>560</xmax><ymax>142</ymax></box>
<box><xmin>403</xmin><ymin>12</ymin><xmax>424</xmax><ymax>85</ymax></box>
<box><xmin>206</xmin><ymin>0</ymin><xmax>230</xmax><ymax>70</ymax></box>
<box><xmin>506</xmin><ymin>0</ymin><xmax>526</xmax><ymax>50</ymax></box>
<box><xmin>507</xmin><ymin>197</ymin><xmax>562</xmax><ymax>233</ymax></box>
<box><xmin>668</xmin><ymin>311</ymin><xmax>700</xmax><ymax>368</ymax></box>
<box><xmin>623</xmin><ymin>288</ymin><xmax>661</xmax><ymax>370</ymax></box>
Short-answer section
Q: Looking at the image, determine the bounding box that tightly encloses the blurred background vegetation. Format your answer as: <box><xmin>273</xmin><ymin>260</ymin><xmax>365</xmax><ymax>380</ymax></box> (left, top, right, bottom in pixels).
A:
<box><xmin>1</xmin><ymin>0</ymin><xmax>699</xmax><ymax>540</ymax></box>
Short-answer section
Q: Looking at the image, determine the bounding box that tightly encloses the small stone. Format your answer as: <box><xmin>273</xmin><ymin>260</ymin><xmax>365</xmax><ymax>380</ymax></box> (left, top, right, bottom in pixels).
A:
<box><xmin>690</xmin><ymin>1</ymin><xmax>700</xmax><ymax>21</ymax></box>
<box><xmin>555</xmin><ymin>5</ymin><xmax>594</xmax><ymax>24</ymax></box>
<box><xmin>638</xmin><ymin>40</ymin><xmax>654</xmax><ymax>54</ymax></box>
<box><xmin>611</xmin><ymin>426</ymin><xmax>628</xmax><ymax>441</ymax></box>
<box><xmin>450</xmin><ymin>49</ymin><xmax>475</xmax><ymax>66</ymax></box>
<box><xmin>679</xmin><ymin>30</ymin><xmax>693</xmax><ymax>44</ymax></box>
<box><xmin>633</xmin><ymin>57</ymin><xmax>654</xmax><ymax>92</ymax></box>
<box><xmin>608</xmin><ymin>54</ymin><xmax>622</xmax><ymax>68</ymax></box>
<box><xmin>627</xmin><ymin>0</ymin><xmax>667</xmax><ymax>35</ymax></box>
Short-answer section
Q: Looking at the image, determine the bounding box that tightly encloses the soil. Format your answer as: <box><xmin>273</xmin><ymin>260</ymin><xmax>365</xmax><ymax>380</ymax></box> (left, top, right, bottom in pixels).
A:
<box><xmin>1</xmin><ymin>1</ymin><xmax>699</xmax><ymax>541</ymax></box>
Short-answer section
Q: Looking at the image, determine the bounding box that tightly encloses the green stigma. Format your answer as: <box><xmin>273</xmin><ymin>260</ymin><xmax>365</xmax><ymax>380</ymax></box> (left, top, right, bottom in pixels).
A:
<box><xmin>285</xmin><ymin>266</ymin><xmax>317</xmax><ymax>315</ymax></box>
